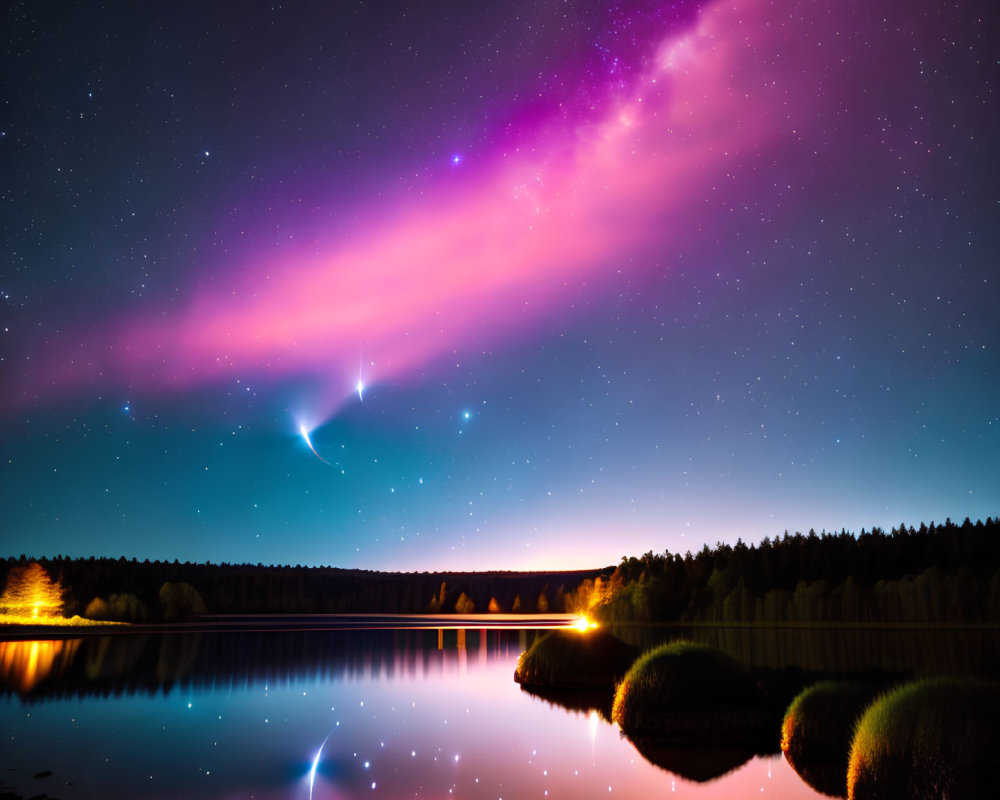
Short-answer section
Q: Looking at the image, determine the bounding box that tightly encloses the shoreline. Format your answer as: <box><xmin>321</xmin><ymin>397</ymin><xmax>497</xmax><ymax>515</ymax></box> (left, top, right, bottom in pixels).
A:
<box><xmin>3</xmin><ymin>615</ymin><xmax>997</xmax><ymax>641</ymax></box>
<box><xmin>0</xmin><ymin>612</ymin><xmax>583</xmax><ymax>639</ymax></box>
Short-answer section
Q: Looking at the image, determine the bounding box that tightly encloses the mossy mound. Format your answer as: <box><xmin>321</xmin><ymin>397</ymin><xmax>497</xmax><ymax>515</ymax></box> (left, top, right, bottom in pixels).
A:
<box><xmin>611</xmin><ymin>640</ymin><xmax>772</xmax><ymax>745</ymax></box>
<box><xmin>847</xmin><ymin>677</ymin><xmax>1000</xmax><ymax>800</ymax></box>
<box><xmin>781</xmin><ymin>681</ymin><xmax>883</xmax><ymax>798</ymax></box>
<box><xmin>513</xmin><ymin>629</ymin><xmax>638</xmax><ymax>691</ymax></box>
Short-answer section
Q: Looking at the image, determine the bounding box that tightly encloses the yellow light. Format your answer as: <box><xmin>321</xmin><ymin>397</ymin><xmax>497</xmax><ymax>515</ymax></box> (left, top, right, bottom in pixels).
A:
<box><xmin>573</xmin><ymin>616</ymin><xmax>597</xmax><ymax>633</ymax></box>
<box><xmin>0</xmin><ymin>563</ymin><xmax>64</xmax><ymax>620</ymax></box>
<box><xmin>0</xmin><ymin>562</ymin><xmax>120</xmax><ymax>628</ymax></box>
<box><xmin>0</xmin><ymin>639</ymin><xmax>81</xmax><ymax>692</ymax></box>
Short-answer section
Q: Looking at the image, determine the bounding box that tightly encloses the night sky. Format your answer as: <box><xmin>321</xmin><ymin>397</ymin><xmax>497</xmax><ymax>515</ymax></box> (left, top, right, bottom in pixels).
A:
<box><xmin>2</xmin><ymin>0</ymin><xmax>997</xmax><ymax>570</ymax></box>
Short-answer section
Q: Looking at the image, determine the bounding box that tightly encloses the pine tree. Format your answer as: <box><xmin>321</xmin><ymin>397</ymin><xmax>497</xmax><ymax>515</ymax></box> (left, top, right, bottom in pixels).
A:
<box><xmin>0</xmin><ymin>563</ymin><xmax>64</xmax><ymax>619</ymax></box>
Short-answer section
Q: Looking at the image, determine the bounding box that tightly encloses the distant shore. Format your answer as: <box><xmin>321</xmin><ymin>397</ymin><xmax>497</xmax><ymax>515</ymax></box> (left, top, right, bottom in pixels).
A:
<box><xmin>3</xmin><ymin>615</ymin><xmax>997</xmax><ymax>642</ymax></box>
<box><xmin>0</xmin><ymin>612</ymin><xmax>584</xmax><ymax>639</ymax></box>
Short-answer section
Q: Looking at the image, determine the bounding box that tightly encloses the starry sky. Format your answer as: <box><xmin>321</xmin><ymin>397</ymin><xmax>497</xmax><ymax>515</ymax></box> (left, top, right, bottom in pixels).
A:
<box><xmin>2</xmin><ymin>0</ymin><xmax>997</xmax><ymax>571</ymax></box>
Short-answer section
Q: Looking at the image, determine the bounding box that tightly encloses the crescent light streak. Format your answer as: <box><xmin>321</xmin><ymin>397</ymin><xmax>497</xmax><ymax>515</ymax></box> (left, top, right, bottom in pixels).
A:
<box><xmin>299</xmin><ymin>424</ymin><xmax>331</xmax><ymax>466</ymax></box>
<box><xmin>308</xmin><ymin>730</ymin><xmax>333</xmax><ymax>800</ymax></box>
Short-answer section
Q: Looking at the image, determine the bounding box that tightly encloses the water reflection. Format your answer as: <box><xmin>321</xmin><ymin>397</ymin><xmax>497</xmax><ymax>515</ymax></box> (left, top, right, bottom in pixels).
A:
<box><xmin>606</xmin><ymin>624</ymin><xmax>1000</xmax><ymax>677</ymax></box>
<box><xmin>0</xmin><ymin>626</ymin><xmax>541</xmax><ymax>700</ymax></box>
<box><xmin>628</xmin><ymin>737</ymin><xmax>759</xmax><ymax>783</ymax></box>
<box><xmin>2</xmin><ymin>623</ymin><xmax>995</xmax><ymax>704</ymax></box>
<box><xmin>0</xmin><ymin>624</ymin><xmax>994</xmax><ymax>799</ymax></box>
<box><xmin>0</xmin><ymin>638</ymin><xmax>81</xmax><ymax>692</ymax></box>
<box><xmin>519</xmin><ymin>683</ymin><xmax>613</xmax><ymax>721</ymax></box>
<box><xmin>84</xmin><ymin>633</ymin><xmax>148</xmax><ymax>680</ymax></box>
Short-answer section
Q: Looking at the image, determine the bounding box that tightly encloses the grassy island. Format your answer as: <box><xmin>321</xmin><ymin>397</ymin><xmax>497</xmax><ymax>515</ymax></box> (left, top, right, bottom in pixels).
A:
<box><xmin>611</xmin><ymin>641</ymin><xmax>773</xmax><ymax>746</ymax></box>
<box><xmin>514</xmin><ymin>628</ymin><xmax>638</xmax><ymax>690</ymax></box>
<box><xmin>781</xmin><ymin>681</ymin><xmax>883</xmax><ymax>797</ymax></box>
<box><xmin>847</xmin><ymin>678</ymin><xmax>1000</xmax><ymax>800</ymax></box>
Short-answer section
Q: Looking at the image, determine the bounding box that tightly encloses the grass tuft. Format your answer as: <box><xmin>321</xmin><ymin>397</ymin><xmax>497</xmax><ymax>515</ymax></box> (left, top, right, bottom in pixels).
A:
<box><xmin>847</xmin><ymin>677</ymin><xmax>1000</xmax><ymax>799</ymax></box>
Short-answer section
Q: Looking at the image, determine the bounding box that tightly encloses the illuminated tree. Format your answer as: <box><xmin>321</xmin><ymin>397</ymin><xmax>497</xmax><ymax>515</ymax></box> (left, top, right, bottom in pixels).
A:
<box><xmin>85</xmin><ymin>593</ymin><xmax>148</xmax><ymax>622</ymax></box>
<box><xmin>0</xmin><ymin>563</ymin><xmax>64</xmax><ymax>619</ymax></box>
<box><xmin>426</xmin><ymin>580</ymin><xmax>448</xmax><ymax>612</ymax></box>
<box><xmin>454</xmin><ymin>591</ymin><xmax>474</xmax><ymax>614</ymax></box>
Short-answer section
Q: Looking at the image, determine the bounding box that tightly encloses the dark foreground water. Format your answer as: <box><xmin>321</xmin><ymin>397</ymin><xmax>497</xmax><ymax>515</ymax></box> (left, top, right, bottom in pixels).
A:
<box><xmin>1</xmin><ymin>620</ymin><xmax>996</xmax><ymax>799</ymax></box>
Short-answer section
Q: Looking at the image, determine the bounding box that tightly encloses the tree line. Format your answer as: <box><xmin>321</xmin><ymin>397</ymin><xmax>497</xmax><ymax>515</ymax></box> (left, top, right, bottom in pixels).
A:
<box><xmin>0</xmin><ymin>556</ymin><xmax>608</xmax><ymax>622</ymax></box>
<box><xmin>566</xmin><ymin>517</ymin><xmax>1000</xmax><ymax>624</ymax></box>
<box><xmin>3</xmin><ymin>517</ymin><xmax>995</xmax><ymax>624</ymax></box>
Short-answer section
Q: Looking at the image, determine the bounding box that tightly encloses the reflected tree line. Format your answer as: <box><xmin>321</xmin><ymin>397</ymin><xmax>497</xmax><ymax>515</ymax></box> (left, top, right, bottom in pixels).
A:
<box><xmin>0</xmin><ymin>627</ymin><xmax>542</xmax><ymax>700</ymax></box>
<box><xmin>566</xmin><ymin>517</ymin><xmax>1000</xmax><ymax>624</ymax></box>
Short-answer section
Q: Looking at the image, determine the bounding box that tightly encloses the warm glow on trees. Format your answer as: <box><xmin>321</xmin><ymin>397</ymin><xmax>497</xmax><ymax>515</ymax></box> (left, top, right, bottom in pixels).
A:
<box><xmin>0</xmin><ymin>563</ymin><xmax>64</xmax><ymax>620</ymax></box>
<box><xmin>454</xmin><ymin>591</ymin><xmax>475</xmax><ymax>614</ymax></box>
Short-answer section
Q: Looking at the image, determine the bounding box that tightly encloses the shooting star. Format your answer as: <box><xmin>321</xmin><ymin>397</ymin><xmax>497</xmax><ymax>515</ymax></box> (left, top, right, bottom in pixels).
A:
<box><xmin>356</xmin><ymin>353</ymin><xmax>365</xmax><ymax>402</ymax></box>
<box><xmin>299</xmin><ymin>423</ymin><xmax>331</xmax><ymax>465</ymax></box>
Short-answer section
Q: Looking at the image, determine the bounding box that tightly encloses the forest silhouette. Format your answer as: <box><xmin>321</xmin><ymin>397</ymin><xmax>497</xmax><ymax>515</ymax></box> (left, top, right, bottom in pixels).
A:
<box><xmin>1</xmin><ymin>516</ymin><xmax>996</xmax><ymax>624</ymax></box>
<box><xmin>570</xmin><ymin>516</ymin><xmax>999</xmax><ymax>625</ymax></box>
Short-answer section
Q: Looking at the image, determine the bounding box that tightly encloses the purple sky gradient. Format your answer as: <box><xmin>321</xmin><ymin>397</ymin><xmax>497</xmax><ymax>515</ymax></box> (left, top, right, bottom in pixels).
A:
<box><xmin>2</xmin><ymin>0</ymin><xmax>997</xmax><ymax>568</ymax></box>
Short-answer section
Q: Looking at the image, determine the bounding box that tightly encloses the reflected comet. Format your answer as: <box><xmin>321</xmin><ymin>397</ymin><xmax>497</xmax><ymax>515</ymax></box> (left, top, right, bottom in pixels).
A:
<box><xmin>308</xmin><ymin>731</ymin><xmax>333</xmax><ymax>800</ymax></box>
<box><xmin>299</xmin><ymin>424</ymin><xmax>331</xmax><ymax>466</ymax></box>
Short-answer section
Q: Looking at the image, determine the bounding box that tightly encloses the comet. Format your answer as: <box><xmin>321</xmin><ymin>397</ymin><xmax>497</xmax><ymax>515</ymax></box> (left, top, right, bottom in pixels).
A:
<box><xmin>299</xmin><ymin>423</ymin><xmax>331</xmax><ymax>465</ymax></box>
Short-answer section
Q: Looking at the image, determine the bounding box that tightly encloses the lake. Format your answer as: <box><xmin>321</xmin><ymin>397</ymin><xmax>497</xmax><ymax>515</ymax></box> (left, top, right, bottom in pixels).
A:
<box><xmin>1</xmin><ymin>618</ymin><xmax>996</xmax><ymax>799</ymax></box>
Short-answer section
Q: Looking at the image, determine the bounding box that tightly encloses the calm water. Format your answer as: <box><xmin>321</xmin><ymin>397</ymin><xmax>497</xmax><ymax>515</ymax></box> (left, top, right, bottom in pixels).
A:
<box><xmin>1</xmin><ymin>620</ymin><xmax>996</xmax><ymax>799</ymax></box>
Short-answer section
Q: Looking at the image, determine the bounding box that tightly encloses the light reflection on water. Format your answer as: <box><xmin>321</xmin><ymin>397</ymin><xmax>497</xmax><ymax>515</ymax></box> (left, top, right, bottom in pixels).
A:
<box><xmin>0</xmin><ymin>638</ymin><xmax>80</xmax><ymax>692</ymax></box>
<box><xmin>0</xmin><ymin>623</ymin><xmax>868</xmax><ymax>799</ymax></box>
